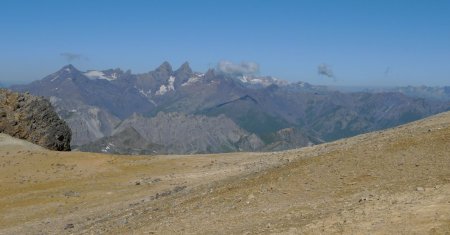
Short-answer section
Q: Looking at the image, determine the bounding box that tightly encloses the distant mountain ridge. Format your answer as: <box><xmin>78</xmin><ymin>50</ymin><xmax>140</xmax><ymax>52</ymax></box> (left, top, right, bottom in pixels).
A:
<box><xmin>10</xmin><ymin>62</ymin><xmax>450</xmax><ymax>154</ymax></box>
<box><xmin>363</xmin><ymin>86</ymin><xmax>450</xmax><ymax>101</ymax></box>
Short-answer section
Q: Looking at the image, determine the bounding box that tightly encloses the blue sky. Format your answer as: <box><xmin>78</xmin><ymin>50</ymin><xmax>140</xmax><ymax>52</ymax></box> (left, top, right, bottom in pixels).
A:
<box><xmin>0</xmin><ymin>0</ymin><xmax>449</xmax><ymax>86</ymax></box>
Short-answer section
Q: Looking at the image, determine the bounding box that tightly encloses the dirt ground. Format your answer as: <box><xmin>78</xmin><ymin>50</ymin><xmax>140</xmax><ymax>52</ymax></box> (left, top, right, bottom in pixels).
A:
<box><xmin>1</xmin><ymin>111</ymin><xmax>450</xmax><ymax>234</ymax></box>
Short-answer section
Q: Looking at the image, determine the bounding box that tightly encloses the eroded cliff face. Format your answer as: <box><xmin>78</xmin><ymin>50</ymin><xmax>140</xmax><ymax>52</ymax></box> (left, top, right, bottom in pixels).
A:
<box><xmin>0</xmin><ymin>89</ymin><xmax>71</xmax><ymax>151</ymax></box>
<box><xmin>81</xmin><ymin>112</ymin><xmax>264</xmax><ymax>154</ymax></box>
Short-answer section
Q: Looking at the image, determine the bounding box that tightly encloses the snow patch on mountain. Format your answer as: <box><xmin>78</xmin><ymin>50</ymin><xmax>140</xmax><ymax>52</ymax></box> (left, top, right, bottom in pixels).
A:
<box><xmin>182</xmin><ymin>73</ymin><xmax>205</xmax><ymax>87</ymax></box>
<box><xmin>168</xmin><ymin>76</ymin><xmax>175</xmax><ymax>90</ymax></box>
<box><xmin>156</xmin><ymin>85</ymin><xmax>168</xmax><ymax>95</ymax></box>
<box><xmin>50</xmin><ymin>76</ymin><xmax>60</xmax><ymax>82</ymax></box>
<box><xmin>84</xmin><ymin>70</ymin><xmax>116</xmax><ymax>81</ymax></box>
<box><xmin>138</xmin><ymin>88</ymin><xmax>152</xmax><ymax>97</ymax></box>
<box><xmin>238</xmin><ymin>75</ymin><xmax>288</xmax><ymax>87</ymax></box>
<box><xmin>156</xmin><ymin>76</ymin><xmax>176</xmax><ymax>95</ymax></box>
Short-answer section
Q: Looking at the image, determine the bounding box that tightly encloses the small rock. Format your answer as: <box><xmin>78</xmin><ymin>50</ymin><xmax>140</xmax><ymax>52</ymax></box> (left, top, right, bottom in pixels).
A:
<box><xmin>247</xmin><ymin>193</ymin><xmax>255</xmax><ymax>200</ymax></box>
<box><xmin>416</xmin><ymin>187</ymin><xmax>425</xmax><ymax>191</ymax></box>
<box><xmin>173</xmin><ymin>185</ymin><xmax>187</xmax><ymax>193</ymax></box>
<box><xmin>64</xmin><ymin>223</ymin><xmax>74</xmax><ymax>230</ymax></box>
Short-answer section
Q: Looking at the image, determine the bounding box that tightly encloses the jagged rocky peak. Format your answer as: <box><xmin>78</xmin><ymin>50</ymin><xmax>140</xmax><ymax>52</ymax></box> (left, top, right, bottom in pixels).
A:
<box><xmin>61</xmin><ymin>64</ymin><xmax>78</xmax><ymax>72</ymax></box>
<box><xmin>204</xmin><ymin>68</ymin><xmax>216</xmax><ymax>80</ymax></box>
<box><xmin>54</xmin><ymin>64</ymin><xmax>81</xmax><ymax>76</ymax></box>
<box><xmin>103</xmin><ymin>68</ymin><xmax>124</xmax><ymax>76</ymax></box>
<box><xmin>58</xmin><ymin>64</ymin><xmax>85</xmax><ymax>76</ymax></box>
<box><xmin>155</xmin><ymin>61</ymin><xmax>173</xmax><ymax>74</ymax></box>
<box><xmin>42</xmin><ymin>64</ymin><xmax>85</xmax><ymax>83</ymax></box>
<box><xmin>176</xmin><ymin>62</ymin><xmax>193</xmax><ymax>74</ymax></box>
<box><xmin>174</xmin><ymin>62</ymin><xmax>194</xmax><ymax>86</ymax></box>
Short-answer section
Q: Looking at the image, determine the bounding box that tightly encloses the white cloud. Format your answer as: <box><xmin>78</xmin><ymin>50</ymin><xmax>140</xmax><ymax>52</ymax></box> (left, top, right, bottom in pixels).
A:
<box><xmin>217</xmin><ymin>60</ymin><xmax>259</xmax><ymax>76</ymax></box>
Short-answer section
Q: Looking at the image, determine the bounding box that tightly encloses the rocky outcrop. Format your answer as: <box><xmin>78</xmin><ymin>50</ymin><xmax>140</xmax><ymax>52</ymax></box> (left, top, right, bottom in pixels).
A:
<box><xmin>0</xmin><ymin>89</ymin><xmax>71</xmax><ymax>151</ymax></box>
<box><xmin>263</xmin><ymin>128</ymin><xmax>322</xmax><ymax>151</ymax></box>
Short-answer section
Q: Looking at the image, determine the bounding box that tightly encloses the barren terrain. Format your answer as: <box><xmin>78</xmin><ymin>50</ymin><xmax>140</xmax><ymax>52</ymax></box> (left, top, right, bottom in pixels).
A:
<box><xmin>1</xmin><ymin>111</ymin><xmax>450</xmax><ymax>234</ymax></box>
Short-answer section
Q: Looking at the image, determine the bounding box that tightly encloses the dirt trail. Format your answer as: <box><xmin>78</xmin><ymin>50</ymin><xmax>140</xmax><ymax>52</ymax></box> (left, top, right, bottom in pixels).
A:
<box><xmin>1</xmin><ymin>111</ymin><xmax>450</xmax><ymax>234</ymax></box>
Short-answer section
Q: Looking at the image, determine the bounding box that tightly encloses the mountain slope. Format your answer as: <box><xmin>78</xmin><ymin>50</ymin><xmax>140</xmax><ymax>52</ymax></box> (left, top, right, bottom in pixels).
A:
<box><xmin>1</xmin><ymin>111</ymin><xmax>449</xmax><ymax>234</ymax></box>
<box><xmin>133</xmin><ymin>110</ymin><xmax>449</xmax><ymax>234</ymax></box>
<box><xmin>108</xmin><ymin>112</ymin><xmax>264</xmax><ymax>154</ymax></box>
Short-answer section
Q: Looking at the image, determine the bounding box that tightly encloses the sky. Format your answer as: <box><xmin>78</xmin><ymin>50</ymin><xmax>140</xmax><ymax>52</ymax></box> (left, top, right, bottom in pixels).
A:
<box><xmin>0</xmin><ymin>0</ymin><xmax>449</xmax><ymax>87</ymax></box>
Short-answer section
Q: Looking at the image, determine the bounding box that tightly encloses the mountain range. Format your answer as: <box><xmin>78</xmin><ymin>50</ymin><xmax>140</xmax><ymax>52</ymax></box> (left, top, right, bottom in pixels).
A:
<box><xmin>11</xmin><ymin>62</ymin><xmax>450</xmax><ymax>154</ymax></box>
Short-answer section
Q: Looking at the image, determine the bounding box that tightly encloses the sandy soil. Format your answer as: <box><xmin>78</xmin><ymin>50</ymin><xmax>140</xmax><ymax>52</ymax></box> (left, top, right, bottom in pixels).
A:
<box><xmin>0</xmin><ymin>111</ymin><xmax>449</xmax><ymax>234</ymax></box>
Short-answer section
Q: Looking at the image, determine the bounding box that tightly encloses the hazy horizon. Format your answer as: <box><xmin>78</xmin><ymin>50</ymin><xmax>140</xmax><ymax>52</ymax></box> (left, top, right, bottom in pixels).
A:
<box><xmin>1</xmin><ymin>0</ymin><xmax>449</xmax><ymax>87</ymax></box>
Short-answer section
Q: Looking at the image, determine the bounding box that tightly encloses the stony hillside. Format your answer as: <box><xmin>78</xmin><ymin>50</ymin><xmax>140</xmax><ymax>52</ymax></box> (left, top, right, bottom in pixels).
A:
<box><xmin>0</xmin><ymin>89</ymin><xmax>71</xmax><ymax>151</ymax></box>
<box><xmin>0</xmin><ymin>111</ymin><xmax>449</xmax><ymax>234</ymax></box>
<box><xmin>99</xmin><ymin>112</ymin><xmax>263</xmax><ymax>154</ymax></box>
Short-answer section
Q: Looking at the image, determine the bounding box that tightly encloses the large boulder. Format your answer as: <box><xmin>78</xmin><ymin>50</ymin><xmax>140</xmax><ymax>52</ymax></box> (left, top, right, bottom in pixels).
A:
<box><xmin>0</xmin><ymin>89</ymin><xmax>71</xmax><ymax>151</ymax></box>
